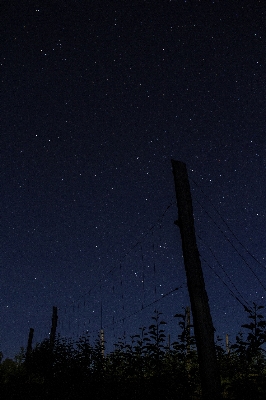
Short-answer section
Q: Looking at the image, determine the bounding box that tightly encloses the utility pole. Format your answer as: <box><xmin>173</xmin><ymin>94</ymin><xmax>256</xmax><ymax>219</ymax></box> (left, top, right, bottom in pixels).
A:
<box><xmin>226</xmin><ymin>333</ymin><xmax>230</xmax><ymax>355</ymax></box>
<box><xmin>185</xmin><ymin>306</ymin><xmax>191</xmax><ymax>356</ymax></box>
<box><xmin>99</xmin><ymin>297</ymin><xmax>105</xmax><ymax>358</ymax></box>
<box><xmin>171</xmin><ymin>159</ymin><xmax>221</xmax><ymax>400</ymax></box>
<box><xmin>100</xmin><ymin>329</ymin><xmax>105</xmax><ymax>358</ymax></box>
<box><xmin>50</xmin><ymin>306</ymin><xmax>58</xmax><ymax>348</ymax></box>
<box><xmin>26</xmin><ymin>327</ymin><xmax>34</xmax><ymax>361</ymax></box>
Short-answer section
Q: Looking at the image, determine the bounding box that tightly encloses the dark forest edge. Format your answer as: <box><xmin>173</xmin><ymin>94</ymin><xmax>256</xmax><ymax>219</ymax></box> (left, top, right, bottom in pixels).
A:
<box><xmin>1</xmin><ymin>304</ymin><xmax>266</xmax><ymax>399</ymax></box>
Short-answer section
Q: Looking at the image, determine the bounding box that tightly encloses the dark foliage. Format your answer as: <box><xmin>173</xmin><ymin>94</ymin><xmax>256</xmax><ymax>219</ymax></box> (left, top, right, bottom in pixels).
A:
<box><xmin>1</xmin><ymin>306</ymin><xmax>266</xmax><ymax>399</ymax></box>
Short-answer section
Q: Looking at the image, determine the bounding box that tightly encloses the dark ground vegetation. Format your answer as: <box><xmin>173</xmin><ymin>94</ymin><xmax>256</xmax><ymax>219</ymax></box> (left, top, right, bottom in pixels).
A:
<box><xmin>1</xmin><ymin>305</ymin><xmax>266</xmax><ymax>400</ymax></box>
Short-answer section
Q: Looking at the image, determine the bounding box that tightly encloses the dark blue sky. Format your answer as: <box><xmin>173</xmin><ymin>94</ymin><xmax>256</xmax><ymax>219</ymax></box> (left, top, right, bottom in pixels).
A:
<box><xmin>1</xmin><ymin>0</ymin><xmax>266</xmax><ymax>359</ymax></box>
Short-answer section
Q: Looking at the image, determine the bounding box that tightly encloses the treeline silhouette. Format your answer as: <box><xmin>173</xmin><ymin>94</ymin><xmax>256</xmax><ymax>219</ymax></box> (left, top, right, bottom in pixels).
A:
<box><xmin>1</xmin><ymin>305</ymin><xmax>266</xmax><ymax>399</ymax></box>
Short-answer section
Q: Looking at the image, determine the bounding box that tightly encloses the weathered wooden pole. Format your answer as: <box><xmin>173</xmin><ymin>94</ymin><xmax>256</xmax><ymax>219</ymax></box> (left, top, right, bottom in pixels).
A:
<box><xmin>226</xmin><ymin>333</ymin><xmax>230</xmax><ymax>355</ymax></box>
<box><xmin>26</xmin><ymin>327</ymin><xmax>34</xmax><ymax>360</ymax></box>
<box><xmin>100</xmin><ymin>297</ymin><xmax>105</xmax><ymax>357</ymax></box>
<box><xmin>100</xmin><ymin>328</ymin><xmax>105</xmax><ymax>358</ymax></box>
<box><xmin>171</xmin><ymin>159</ymin><xmax>221</xmax><ymax>400</ymax></box>
<box><xmin>185</xmin><ymin>306</ymin><xmax>191</xmax><ymax>356</ymax></box>
<box><xmin>50</xmin><ymin>306</ymin><xmax>58</xmax><ymax>348</ymax></box>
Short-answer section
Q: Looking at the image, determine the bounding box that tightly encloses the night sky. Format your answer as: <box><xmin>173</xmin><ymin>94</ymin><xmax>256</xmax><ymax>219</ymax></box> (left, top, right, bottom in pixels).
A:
<box><xmin>1</xmin><ymin>0</ymin><xmax>266</xmax><ymax>359</ymax></box>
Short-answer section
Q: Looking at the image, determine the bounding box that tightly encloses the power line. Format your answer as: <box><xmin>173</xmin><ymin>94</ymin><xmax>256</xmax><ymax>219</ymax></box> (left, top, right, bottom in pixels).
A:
<box><xmin>59</xmin><ymin>201</ymin><xmax>175</xmax><ymax>325</ymax></box>
<box><xmin>197</xmin><ymin>235</ymin><xmax>251</xmax><ymax>309</ymax></box>
<box><xmin>193</xmin><ymin>196</ymin><xmax>266</xmax><ymax>292</ymax></box>
<box><xmin>200</xmin><ymin>253</ymin><xmax>250</xmax><ymax>311</ymax></box>
<box><xmin>192</xmin><ymin>178</ymin><xmax>265</xmax><ymax>271</ymax></box>
<box><xmin>97</xmin><ymin>285</ymin><xmax>183</xmax><ymax>332</ymax></box>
